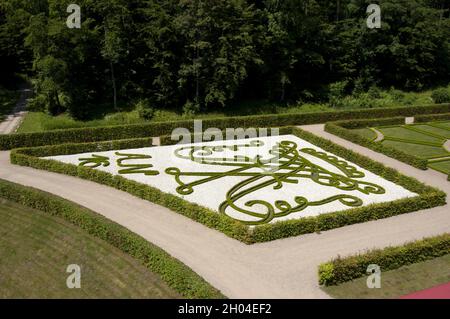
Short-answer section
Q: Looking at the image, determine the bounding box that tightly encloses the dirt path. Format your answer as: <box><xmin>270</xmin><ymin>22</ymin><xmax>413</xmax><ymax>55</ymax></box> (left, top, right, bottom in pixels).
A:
<box><xmin>0</xmin><ymin>124</ymin><xmax>449</xmax><ymax>298</ymax></box>
<box><xmin>0</xmin><ymin>83</ymin><xmax>31</xmax><ymax>134</ymax></box>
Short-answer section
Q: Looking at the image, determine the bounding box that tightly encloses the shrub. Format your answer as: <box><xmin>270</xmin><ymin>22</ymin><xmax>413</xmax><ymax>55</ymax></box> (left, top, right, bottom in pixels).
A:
<box><xmin>389</xmin><ymin>88</ymin><xmax>405</xmax><ymax>102</ymax></box>
<box><xmin>431</xmin><ymin>88</ymin><xmax>450</xmax><ymax>104</ymax></box>
<box><xmin>318</xmin><ymin>233</ymin><xmax>450</xmax><ymax>286</ymax></box>
<box><xmin>27</xmin><ymin>94</ymin><xmax>47</xmax><ymax>112</ymax></box>
<box><xmin>368</xmin><ymin>85</ymin><xmax>382</xmax><ymax>99</ymax></box>
<box><xmin>183</xmin><ymin>100</ymin><xmax>201</xmax><ymax>116</ymax></box>
<box><xmin>328</xmin><ymin>81</ymin><xmax>348</xmax><ymax>108</ymax></box>
<box><xmin>0</xmin><ymin>178</ymin><xmax>225</xmax><ymax>298</ymax></box>
<box><xmin>136</xmin><ymin>98</ymin><xmax>155</xmax><ymax>120</ymax></box>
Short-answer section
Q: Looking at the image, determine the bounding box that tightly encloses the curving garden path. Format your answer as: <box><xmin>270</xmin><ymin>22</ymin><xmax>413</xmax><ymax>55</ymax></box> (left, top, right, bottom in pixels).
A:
<box><xmin>0</xmin><ymin>83</ymin><xmax>31</xmax><ymax>134</ymax></box>
<box><xmin>370</xmin><ymin>127</ymin><xmax>385</xmax><ymax>142</ymax></box>
<box><xmin>0</xmin><ymin>124</ymin><xmax>449</xmax><ymax>298</ymax></box>
<box><xmin>444</xmin><ymin>140</ymin><xmax>450</xmax><ymax>152</ymax></box>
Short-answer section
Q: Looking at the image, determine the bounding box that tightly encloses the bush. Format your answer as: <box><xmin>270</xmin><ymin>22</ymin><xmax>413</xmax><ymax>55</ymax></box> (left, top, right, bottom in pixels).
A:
<box><xmin>0</xmin><ymin>178</ymin><xmax>225</xmax><ymax>298</ymax></box>
<box><xmin>27</xmin><ymin>94</ymin><xmax>47</xmax><ymax>112</ymax></box>
<box><xmin>318</xmin><ymin>233</ymin><xmax>450</xmax><ymax>286</ymax></box>
<box><xmin>389</xmin><ymin>88</ymin><xmax>405</xmax><ymax>102</ymax></box>
<box><xmin>183</xmin><ymin>100</ymin><xmax>201</xmax><ymax>116</ymax></box>
<box><xmin>10</xmin><ymin>126</ymin><xmax>446</xmax><ymax>243</ymax></box>
<box><xmin>136</xmin><ymin>99</ymin><xmax>155</xmax><ymax>120</ymax></box>
<box><xmin>431</xmin><ymin>88</ymin><xmax>450</xmax><ymax>104</ymax></box>
<box><xmin>328</xmin><ymin>81</ymin><xmax>348</xmax><ymax>108</ymax></box>
<box><xmin>368</xmin><ymin>85</ymin><xmax>382</xmax><ymax>99</ymax></box>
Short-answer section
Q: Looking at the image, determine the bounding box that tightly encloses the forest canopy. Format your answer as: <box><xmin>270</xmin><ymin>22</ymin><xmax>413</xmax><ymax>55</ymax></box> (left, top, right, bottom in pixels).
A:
<box><xmin>0</xmin><ymin>0</ymin><xmax>449</xmax><ymax>119</ymax></box>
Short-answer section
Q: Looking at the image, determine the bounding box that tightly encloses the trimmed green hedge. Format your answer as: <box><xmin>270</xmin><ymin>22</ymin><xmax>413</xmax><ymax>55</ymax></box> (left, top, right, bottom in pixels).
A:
<box><xmin>2</xmin><ymin>103</ymin><xmax>450</xmax><ymax>150</ymax></box>
<box><xmin>10</xmin><ymin>127</ymin><xmax>446</xmax><ymax>243</ymax></box>
<box><xmin>0</xmin><ymin>178</ymin><xmax>224</xmax><ymax>299</ymax></box>
<box><xmin>413</xmin><ymin>113</ymin><xmax>450</xmax><ymax>123</ymax></box>
<box><xmin>318</xmin><ymin>233</ymin><xmax>450</xmax><ymax>286</ymax></box>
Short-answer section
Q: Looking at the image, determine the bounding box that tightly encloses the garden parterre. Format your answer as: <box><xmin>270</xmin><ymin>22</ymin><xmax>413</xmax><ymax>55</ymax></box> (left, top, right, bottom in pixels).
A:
<box><xmin>339</xmin><ymin>119</ymin><xmax>450</xmax><ymax>175</ymax></box>
<box><xmin>11</xmin><ymin>127</ymin><xmax>445</xmax><ymax>242</ymax></box>
<box><xmin>44</xmin><ymin>135</ymin><xmax>416</xmax><ymax>225</ymax></box>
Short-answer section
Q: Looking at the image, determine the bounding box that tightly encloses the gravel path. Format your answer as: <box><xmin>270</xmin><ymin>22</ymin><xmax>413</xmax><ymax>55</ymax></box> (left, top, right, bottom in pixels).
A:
<box><xmin>370</xmin><ymin>127</ymin><xmax>385</xmax><ymax>142</ymax></box>
<box><xmin>0</xmin><ymin>83</ymin><xmax>31</xmax><ymax>134</ymax></box>
<box><xmin>444</xmin><ymin>140</ymin><xmax>450</xmax><ymax>152</ymax></box>
<box><xmin>0</xmin><ymin>124</ymin><xmax>449</xmax><ymax>298</ymax></box>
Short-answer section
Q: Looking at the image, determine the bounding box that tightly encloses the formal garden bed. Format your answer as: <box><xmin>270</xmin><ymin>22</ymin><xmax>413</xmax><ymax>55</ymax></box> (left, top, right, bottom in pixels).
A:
<box><xmin>10</xmin><ymin>126</ymin><xmax>446</xmax><ymax>243</ymax></box>
<box><xmin>325</xmin><ymin>113</ymin><xmax>450</xmax><ymax>179</ymax></box>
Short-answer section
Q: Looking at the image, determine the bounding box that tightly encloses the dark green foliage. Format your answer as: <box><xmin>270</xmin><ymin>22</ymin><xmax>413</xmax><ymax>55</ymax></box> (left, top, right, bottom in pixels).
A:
<box><xmin>0</xmin><ymin>178</ymin><xmax>224</xmax><ymax>298</ymax></box>
<box><xmin>136</xmin><ymin>99</ymin><xmax>155</xmax><ymax>120</ymax></box>
<box><xmin>10</xmin><ymin>126</ymin><xmax>446</xmax><ymax>243</ymax></box>
<box><xmin>1</xmin><ymin>0</ymin><xmax>449</xmax><ymax>115</ymax></box>
<box><xmin>318</xmin><ymin>233</ymin><xmax>450</xmax><ymax>286</ymax></box>
<box><xmin>431</xmin><ymin>88</ymin><xmax>450</xmax><ymax>104</ymax></box>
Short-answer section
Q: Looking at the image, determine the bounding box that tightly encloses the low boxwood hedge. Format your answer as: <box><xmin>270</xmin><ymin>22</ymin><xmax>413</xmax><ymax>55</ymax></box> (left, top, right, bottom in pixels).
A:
<box><xmin>2</xmin><ymin>103</ymin><xmax>450</xmax><ymax>150</ymax></box>
<box><xmin>10</xmin><ymin>127</ymin><xmax>446</xmax><ymax>243</ymax></box>
<box><xmin>0</xmin><ymin>178</ymin><xmax>225</xmax><ymax>299</ymax></box>
<box><xmin>318</xmin><ymin>233</ymin><xmax>450</xmax><ymax>286</ymax></box>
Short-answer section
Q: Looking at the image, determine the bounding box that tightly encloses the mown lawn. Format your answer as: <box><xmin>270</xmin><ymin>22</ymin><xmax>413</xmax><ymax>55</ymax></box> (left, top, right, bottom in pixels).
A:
<box><xmin>0</xmin><ymin>198</ymin><xmax>180</xmax><ymax>298</ymax></box>
<box><xmin>351</xmin><ymin>128</ymin><xmax>377</xmax><ymax>140</ymax></box>
<box><xmin>323</xmin><ymin>254</ymin><xmax>450</xmax><ymax>299</ymax></box>
<box><xmin>412</xmin><ymin>124</ymin><xmax>450</xmax><ymax>139</ymax></box>
<box><xmin>428</xmin><ymin>160</ymin><xmax>450</xmax><ymax>175</ymax></box>
<box><xmin>378</xmin><ymin>126</ymin><xmax>444</xmax><ymax>144</ymax></box>
<box><xmin>371</xmin><ymin>121</ymin><xmax>450</xmax><ymax>174</ymax></box>
<box><xmin>381</xmin><ymin>140</ymin><xmax>448</xmax><ymax>159</ymax></box>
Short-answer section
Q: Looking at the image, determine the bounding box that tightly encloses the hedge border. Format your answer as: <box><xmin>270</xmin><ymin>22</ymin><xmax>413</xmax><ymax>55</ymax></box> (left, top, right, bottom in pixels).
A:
<box><xmin>10</xmin><ymin>127</ymin><xmax>446</xmax><ymax>243</ymax></box>
<box><xmin>0</xmin><ymin>178</ymin><xmax>225</xmax><ymax>299</ymax></box>
<box><xmin>318</xmin><ymin>233</ymin><xmax>450</xmax><ymax>286</ymax></box>
<box><xmin>2</xmin><ymin>103</ymin><xmax>450</xmax><ymax>150</ymax></box>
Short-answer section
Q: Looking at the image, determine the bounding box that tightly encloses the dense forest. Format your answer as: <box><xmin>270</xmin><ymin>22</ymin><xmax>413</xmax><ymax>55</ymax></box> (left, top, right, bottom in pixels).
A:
<box><xmin>0</xmin><ymin>0</ymin><xmax>449</xmax><ymax>120</ymax></box>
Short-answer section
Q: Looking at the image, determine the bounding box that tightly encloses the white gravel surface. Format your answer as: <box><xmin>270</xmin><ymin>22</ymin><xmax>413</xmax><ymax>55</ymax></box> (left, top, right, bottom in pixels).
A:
<box><xmin>46</xmin><ymin>135</ymin><xmax>416</xmax><ymax>223</ymax></box>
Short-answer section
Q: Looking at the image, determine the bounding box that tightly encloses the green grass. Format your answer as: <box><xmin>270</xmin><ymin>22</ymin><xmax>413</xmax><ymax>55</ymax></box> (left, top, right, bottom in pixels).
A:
<box><xmin>412</xmin><ymin>124</ymin><xmax>450</xmax><ymax>139</ymax></box>
<box><xmin>372</xmin><ymin>121</ymin><xmax>450</xmax><ymax>174</ymax></box>
<box><xmin>381</xmin><ymin>140</ymin><xmax>448</xmax><ymax>159</ymax></box>
<box><xmin>433</xmin><ymin>122</ymin><xmax>450</xmax><ymax>130</ymax></box>
<box><xmin>379</xmin><ymin>126</ymin><xmax>444</xmax><ymax>144</ymax></box>
<box><xmin>428</xmin><ymin>160</ymin><xmax>450</xmax><ymax>175</ymax></box>
<box><xmin>0</xmin><ymin>198</ymin><xmax>180</xmax><ymax>298</ymax></box>
<box><xmin>351</xmin><ymin>128</ymin><xmax>377</xmax><ymax>140</ymax></box>
<box><xmin>323</xmin><ymin>254</ymin><xmax>450</xmax><ymax>299</ymax></box>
